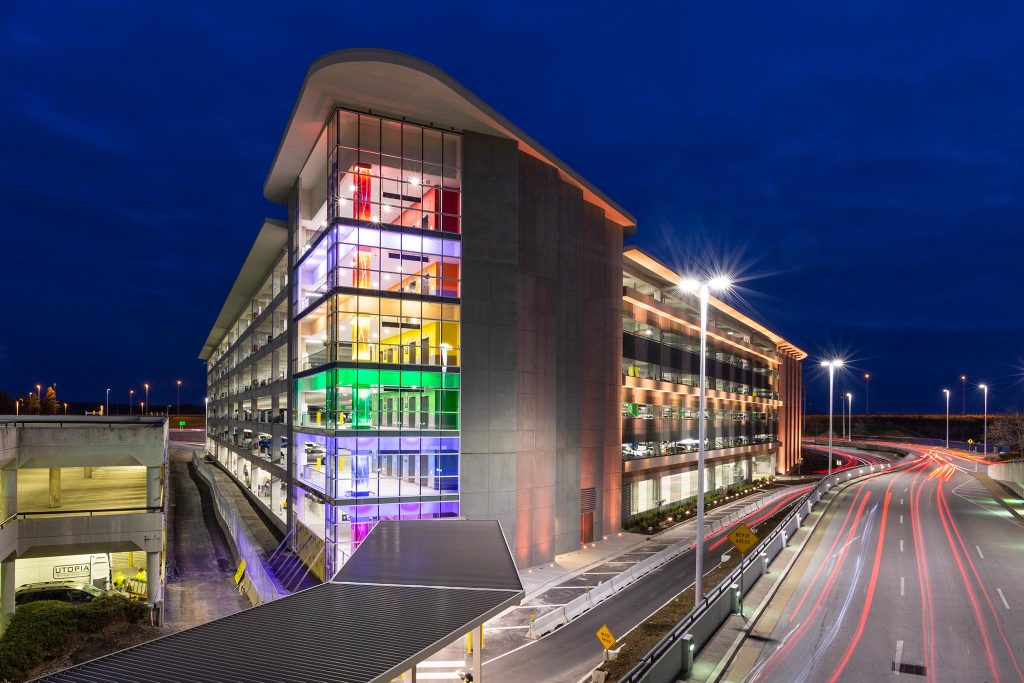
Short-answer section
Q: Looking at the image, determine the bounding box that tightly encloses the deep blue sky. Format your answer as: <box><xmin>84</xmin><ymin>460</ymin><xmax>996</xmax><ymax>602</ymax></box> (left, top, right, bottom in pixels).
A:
<box><xmin>2</xmin><ymin>1</ymin><xmax>1022</xmax><ymax>413</ymax></box>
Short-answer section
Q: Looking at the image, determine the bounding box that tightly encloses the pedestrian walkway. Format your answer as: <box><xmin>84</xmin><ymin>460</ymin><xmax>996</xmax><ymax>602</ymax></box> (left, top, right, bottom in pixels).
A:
<box><xmin>413</xmin><ymin>483</ymin><xmax>805</xmax><ymax>681</ymax></box>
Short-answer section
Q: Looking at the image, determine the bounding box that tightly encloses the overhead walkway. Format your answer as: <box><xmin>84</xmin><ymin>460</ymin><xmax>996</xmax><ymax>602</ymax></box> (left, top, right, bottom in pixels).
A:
<box><xmin>38</xmin><ymin>519</ymin><xmax>523</xmax><ymax>683</ymax></box>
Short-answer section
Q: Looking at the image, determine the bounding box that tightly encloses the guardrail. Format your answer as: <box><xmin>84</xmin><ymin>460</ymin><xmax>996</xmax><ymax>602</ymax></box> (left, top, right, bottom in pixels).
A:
<box><xmin>617</xmin><ymin>461</ymin><xmax>902</xmax><ymax>683</ymax></box>
<box><xmin>191</xmin><ymin>452</ymin><xmax>283</xmax><ymax>604</ymax></box>
<box><xmin>529</xmin><ymin>486</ymin><xmax>809</xmax><ymax>640</ymax></box>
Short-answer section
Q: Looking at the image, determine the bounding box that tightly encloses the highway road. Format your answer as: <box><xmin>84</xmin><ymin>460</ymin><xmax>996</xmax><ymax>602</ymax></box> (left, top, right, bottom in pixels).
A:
<box><xmin>737</xmin><ymin>445</ymin><xmax>1024</xmax><ymax>683</ymax></box>
<box><xmin>481</xmin><ymin>488</ymin><xmax>808</xmax><ymax>682</ymax></box>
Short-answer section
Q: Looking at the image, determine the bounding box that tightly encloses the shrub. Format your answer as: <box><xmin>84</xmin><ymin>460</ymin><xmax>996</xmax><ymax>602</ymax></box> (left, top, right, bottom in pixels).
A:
<box><xmin>0</xmin><ymin>595</ymin><xmax>150</xmax><ymax>682</ymax></box>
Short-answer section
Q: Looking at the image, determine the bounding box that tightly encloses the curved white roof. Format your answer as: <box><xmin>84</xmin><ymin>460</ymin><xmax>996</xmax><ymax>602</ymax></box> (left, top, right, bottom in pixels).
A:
<box><xmin>264</xmin><ymin>49</ymin><xmax>636</xmax><ymax>231</ymax></box>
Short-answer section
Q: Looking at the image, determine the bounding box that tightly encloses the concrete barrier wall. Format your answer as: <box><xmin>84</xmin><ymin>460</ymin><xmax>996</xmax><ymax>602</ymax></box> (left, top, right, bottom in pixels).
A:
<box><xmin>987</xmin><ymin>462</ymin><xmax>1024</xmax><ymax>496</ymax></box>
<box><xmin>622</xmin><ymin>463</ymin><xmax>894</xmax><ymax>682</ymax></box>
<box><xmin>17</xmin><ymin>423</ymin><xmax>167</xmax><ymax>468</ymax></box>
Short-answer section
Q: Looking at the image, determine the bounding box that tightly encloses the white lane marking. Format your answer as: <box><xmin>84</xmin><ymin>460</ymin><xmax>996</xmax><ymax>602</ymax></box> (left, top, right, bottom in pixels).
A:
<box><xmin>482</xmin><ymin>625</ymin><xmax>529</xmax><ymax>631</ymax></box>
<box><xmin>900</xmin><ymin>539</ymin><xmax>904</xmax><ymax>553</ymax></box>
<box><xmin>900</xmin><ymin>514</ymin><xmax>904</xmax><ymax>525</ymax></box>
<box><xmin>998</xmin><ymin>588</ymin><xmax>1010</xmax><ymax>610</ymax></box>
<box><xmin>900</xmin><ymin>498</ymin><xmax>904</xmax><ymax>505</ymax></box>
<box><xmin>976</xmin><ymin>545</ymin><xmax>985</xmax><ymax>559</ymax></box>
<box><xmin>418</xmin><ymin>661</ymin><xmax>468</xmax><ymax>668</ymax></box>
<box><xmin>904</xmin><ymin>487</ymin><xmax>909</xmax><ymax>493</ymax></box>
<box><xmin>894</xmin><ymin>640</ymin><xmax>904</xmax><ymax>674</ymax></box>
<box><xmin>900</xmin><ymin>576</ymin><xmax>905</xmax><ymax>597</ymax></box>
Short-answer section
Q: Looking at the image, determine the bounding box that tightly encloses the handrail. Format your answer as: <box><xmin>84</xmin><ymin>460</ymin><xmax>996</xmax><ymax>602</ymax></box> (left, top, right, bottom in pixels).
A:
<box><xmin>618</xmin><ymin>460</ymin><xmax>904</xmax><ymax>682</ymax></box>
<box><xmin>11</xmin><ymin>506</ymin><xmax>161</xmax><ymax>517</ymax></box>
<box><xmin>0</xmin><ymin>513</ymin><xmax>17</xmax><ymax>529</ymax></box>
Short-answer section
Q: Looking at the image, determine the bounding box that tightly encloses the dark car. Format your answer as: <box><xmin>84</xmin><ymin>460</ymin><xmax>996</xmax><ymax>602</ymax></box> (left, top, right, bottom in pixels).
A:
<box><xmin>15</xmin><ymin>581</ymin><xmax>106</xmax><ymax>606</ymax></box>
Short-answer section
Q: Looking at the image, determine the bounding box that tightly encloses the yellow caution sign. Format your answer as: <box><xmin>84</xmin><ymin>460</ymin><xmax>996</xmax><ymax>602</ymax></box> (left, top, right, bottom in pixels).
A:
<box><xmin>728</xmin><ymin>523</ymin><xmax>759</xmax><ymax>555</ymax></box>
<box><xmin>234</xmin><ymin>559</ymin><xmax>246</xmax><ymax>585</ymax></box>
<box><xmin>596</xmin><ymin>624</ymin><xmax>616</xmax><ymax>650</ymax></box>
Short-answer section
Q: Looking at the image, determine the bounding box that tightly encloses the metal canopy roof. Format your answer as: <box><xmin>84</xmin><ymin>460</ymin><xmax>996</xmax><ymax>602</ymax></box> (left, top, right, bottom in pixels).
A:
<box><xmin>39</xmin><ymin>520</ymin><xmax>523</xmax><ymax>683</ymax></box>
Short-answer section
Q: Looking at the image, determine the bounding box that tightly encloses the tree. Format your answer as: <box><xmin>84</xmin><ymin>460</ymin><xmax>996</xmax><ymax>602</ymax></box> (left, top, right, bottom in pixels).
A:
<box><xmin>0</xmin><ymin>392</ymin><xmax>14</xmax><ymax>414</ymax></box>
<box><xmin>26</xmin><ymin>393</ymin><xmax>40</xmax><ymax>415</ymax></box>
<box><xmin>40</xmin><ymin>387</ymin><xmax>59</xmax><ymax>415</ymax></box>
<box><xmin>989</xmin><ymin>411</ymin><xmax>1024</xmax><ymax>456</ymax></box>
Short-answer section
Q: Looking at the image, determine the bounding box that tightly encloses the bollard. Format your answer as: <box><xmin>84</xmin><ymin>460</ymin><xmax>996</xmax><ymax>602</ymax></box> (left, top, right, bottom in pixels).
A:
<box><xmin>781</xmin><ymin>530</ymin><xmax>788</xmax><ymax>547</ymax></box>
<box><xmin>760</xmin><ymin>551</ymin><xmax>768</xmax><ymax>575</ymax></box>
<box><xmin>682</xmin><ymin>634</ymin><xmax>695</xmax><ymax>678</ymax></box>
<box><xmin>731</xmin><ymin>583</ymin><xmax>742</xmax><ymax>614</ymax></box>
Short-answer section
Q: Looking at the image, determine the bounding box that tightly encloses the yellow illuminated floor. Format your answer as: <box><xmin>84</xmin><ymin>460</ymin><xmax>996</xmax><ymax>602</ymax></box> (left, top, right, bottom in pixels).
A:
<box><xmin>17</xmin><ymin>466</ymin><xmax>148</xmax><ymax>512</ymax></box>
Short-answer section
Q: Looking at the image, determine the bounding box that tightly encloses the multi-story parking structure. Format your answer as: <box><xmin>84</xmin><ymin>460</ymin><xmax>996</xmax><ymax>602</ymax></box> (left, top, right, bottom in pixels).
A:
<box><xmin>201</xmin><ymin>49</ymin><xmax>804</xmax><ymax>575</ymax></box>
<box><xmin>619</xmin><ymin>247</ymin><xmax>805</xmax><ymax>521</ymax></box>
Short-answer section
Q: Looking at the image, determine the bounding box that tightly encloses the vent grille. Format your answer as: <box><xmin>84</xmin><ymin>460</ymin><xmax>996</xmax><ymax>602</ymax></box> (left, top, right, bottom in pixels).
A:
<box><xmin>580</xmin><ymin>487</ymin><xmax>596</xmax><ymax>513</ymax></box>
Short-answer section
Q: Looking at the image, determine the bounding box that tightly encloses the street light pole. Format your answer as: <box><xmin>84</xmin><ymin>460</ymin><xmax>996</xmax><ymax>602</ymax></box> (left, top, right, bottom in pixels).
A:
<box><xmin>864</xmin><ymin>373</ymin><xmax>870</xmax><ymax>414</ymax></box>
<box><xmin>961</xmin><ymin>375</ymin><xmax>967</xmax><ymax>415</ymax></box>
<box><xmin>105</xmin><ymin>388</ymin><xmax>110</xmax><ymax>417</ymax></box>
<box><xmin>846</xmin><ymin>393</ymin><xmax>853</xmax><ymax>441</ymax></box>
<box><xmin>980</xmin><ymin>384</ymin><xmax>988</xmax><ymax>461</ymax></box>
<box><xmin>144</xmin><ymin>383</ymin><xmax>150</xmax><ymax>416</ymax></box>
<box><xmin>821</xmin><ymin>360</ymin><xmax>844</xmax><ymax>478</ymax></box>
<box><xmin>679</xmin><ymin>274</ymin><xmax>731</xmax><ymax>603</ymax></box>
<box><xmin>129</xmin><ymin>390</ymin><xmax>134</xmax><ymax>416</ymax></box>
<box><xmin>35</xmin><ymin>384</ymin><xmax>41</xmax><ymax>414</ymax></box>
<box><xmin>176</xmin><ymin>380</ymin><xmax>182</xmax><ymax>418</ymax></box>
<box><xmin>942</xmin><ymin>389</ymin><xmax>950</xmax><ymax>449</ymax></box>
<box><xmin>841</xmin><ymin>390</ymin><xmax>846</xmax><ymax>440</ymax></box>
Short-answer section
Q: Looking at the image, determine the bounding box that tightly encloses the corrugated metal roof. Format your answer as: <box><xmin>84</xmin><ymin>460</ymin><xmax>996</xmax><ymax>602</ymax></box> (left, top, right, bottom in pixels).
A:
<box><xmin>334</xmin><ymin>519</ymin><xmax>522</xmax><ymax>591</ymax></box>
<box><xmin>37</xmin><ymin>520</ymin><xmax>523</xmax><ymax>683</ymax></box>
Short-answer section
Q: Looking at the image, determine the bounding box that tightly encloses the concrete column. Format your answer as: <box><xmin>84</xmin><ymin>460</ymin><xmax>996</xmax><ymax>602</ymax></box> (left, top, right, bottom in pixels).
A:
<box><xmin>48</xmin><ymin>468</ymin><xmax>61</xmax><ymax>508</ymax></box>
<box><xmin>271</xmin><ymin>476</ymin><xmax>283</xmax><ymax>514</ymax></box>
<box><xmin>83</xmin><ymin>467</ymin><xmax>93</xmax><ymax>478</ymax></box>
<box><xmin>146</xmin><ymin>466</ymin><xmax>161</xmax><ymax>508</ymax></box>
<box><xmin>1</xmin><ymin>558</ymin><xmax>14</xmax><ymax>630</ymax></box>
<box><xmin>472</xmin><ymin>624</ymin><xmax>483</xmax><ymax>682</ymax></box>
<box><xmin>0</xmin><ymin>469</ymin><xmax>16</xmax><ymax>520</ymax></box>
<box><xmin>146</xmin><ymin>551</ymin><xmax>161</xmax><ymax>624</ymax></box>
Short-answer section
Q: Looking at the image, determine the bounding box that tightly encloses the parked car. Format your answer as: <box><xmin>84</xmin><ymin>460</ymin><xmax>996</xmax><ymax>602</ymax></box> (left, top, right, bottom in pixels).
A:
<box><xmin>15</xmin><ymin>581</ymin><xmax>107</xmax><ymax>606</ymax></box>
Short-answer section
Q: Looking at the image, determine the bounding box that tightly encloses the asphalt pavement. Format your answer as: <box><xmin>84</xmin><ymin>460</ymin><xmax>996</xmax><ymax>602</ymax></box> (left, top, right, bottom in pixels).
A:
<box><xmin>727</xmin><ymin>445</ymin><xmax>1024</xmax><ymax>683</ymax></box>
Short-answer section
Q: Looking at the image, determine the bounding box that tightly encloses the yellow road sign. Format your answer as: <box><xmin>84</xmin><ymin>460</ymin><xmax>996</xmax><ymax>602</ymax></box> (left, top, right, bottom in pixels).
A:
<box><xmin>728</xmin><ymin>523</ymin><xmax>759</xmax><ymax>554</ymax></box>
<box><xmin>234</xmin><ymin>559</ymin><xmax>246</xmax><ymax>585</ymax></box>
<box><xmin>596</xmin><ymin>624</ymin><xmax>616</xmax><ymax>650</ymax></box>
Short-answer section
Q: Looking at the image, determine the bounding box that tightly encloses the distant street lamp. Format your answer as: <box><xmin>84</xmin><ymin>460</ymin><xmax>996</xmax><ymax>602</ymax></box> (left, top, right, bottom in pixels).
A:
<box><xmin>678</xmin><ymin>273</ymin><xmax>732</xmax><ymax>603</ymax></box>
<box><xmin>140</xmin><ymin>401</ymin><xmax>145</xmax><ymax>416</ymax></box>
<box><xmin>942</xmin><ymin>389</ymin><xmax>950</xmax><ymax>449</ymax></box>
<box><xmin>864</xmin><ymin>373</ymin><xmax>871</xmax><ymax>414</ymax></box>
<box><xmin>144</xmin><ymin>383</ymin><xmax>150</xmax><ymax>414</ymax></box>
<box><xmin>35</xmin><ymin>384</ymin><xmax>41</xmax><ymax>414</ymax></box>
<box><xmin>105</xmin><ymin>388</ymin><xmax>110</xmax><ymax>417</ymax></box>
<box><xmin>176</xmin><ymin>380</ymin><xmax>182</xmax><ymax>417</ymax></box>
<box><xmin>129</xmin><ymin>389</ymin><xmax>135</xmax><ymax>416</ymax></box>
<box><xmin>63</xmin><ymin>402</ymin><xmax>68</xmax><ymax>416</ymax></box>
<box><xmin>961</xmin><ymin>375</ymin><xmax>967</xmax><ymax>415</ymax></box>
<box><xmin>821</xmin><ymin>360</ymin><xmax>844</xmax><ymax>478</ymax></box>
<box><xmin>15</xmin><ymin>399</ymin><xmax>21</xmax><ymax>416</ymax></box>
<box><xmin>980</xmin><ymin>384</ymin><xmax>989</xmax><ymax>460</ymax></box>
<box><xmin>846</xmin><ymin>393</ymin><xmax>853</xmax><ymax>440</ymax></box>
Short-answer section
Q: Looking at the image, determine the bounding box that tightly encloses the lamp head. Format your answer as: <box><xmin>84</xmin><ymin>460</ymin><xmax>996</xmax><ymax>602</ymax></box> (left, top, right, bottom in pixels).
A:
<box><xmin>980</xmin><ymin>384</ymin><xmax>988</xmax><ymax>390</ymax></box>
<box><xmin>708</xmin><ymin>275</ymin><xmax>732</xmax><ymax>291</ymax></box>
<box><xmin>943</xmin><ymin>388</ymin><xmax>950</xmax><ymax>395</ymax></box>
<box><xmin>846</xmin><ymin>392</ymin><xmax>852</xmax><ymax>399</ymax></box>
<box><xmin>678</xmin><ymin>278</ymin><xmax>701</xmax><ymax>293</ymax></box>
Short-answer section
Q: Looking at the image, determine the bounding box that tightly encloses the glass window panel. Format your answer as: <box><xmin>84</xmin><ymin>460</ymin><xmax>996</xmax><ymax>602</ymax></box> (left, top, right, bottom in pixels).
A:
<box><xmin>337</xmin><ymin>110</ymin><xmax>359</xmax><ymax>148</ymax></box>
<box><xmin>423</xmin><ymin>128</ymin><xmax>443</xmax><ymax>165</ymax></box>
<box><xmin>381</xmin><ymin>120</ymin><xmax>402</xmax><ymax>158</ymax></box>
<box><xmin>441</xmin><ymin>166</ymin><xmax>461</xmax><ymax>190</ymax></box>
<box><xmin>442</xmin><ymin>133</ymin><xmax>460</xmax><ymax>168</ymax></box>
<box><xmin>402</xmin><ymin>124</ymin><xmax>422</xmax><ymax>160</ymax></box>
<box><xmin>359</xmin><ymin>115</ymin><xmax>380</xmax><ymax>152</ymax></box>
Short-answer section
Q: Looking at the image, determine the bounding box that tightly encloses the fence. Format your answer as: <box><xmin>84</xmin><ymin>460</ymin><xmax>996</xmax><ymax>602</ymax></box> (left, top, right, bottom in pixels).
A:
<box><xmin>191</xmin><ymin>452</ymin><xmax>283</xmax><ymax>604</ymax></box>
<box><xmin>854</xmin><ymin>435</ymin><xmax>1006</xmax><ymax>454</ymax></box>
<box><xmin>617</xmin><ymin>459</ymin><xmax>904</xmax><ymax>682</ymax></box>
<box><xmin>529</xmin><ymin>486</ymin><xmax>810</xmax><ymax>640</ymax></box>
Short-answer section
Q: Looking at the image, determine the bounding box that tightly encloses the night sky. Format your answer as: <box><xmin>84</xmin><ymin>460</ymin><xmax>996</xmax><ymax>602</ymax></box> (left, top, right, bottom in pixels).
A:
<box><xmin>3</xmin><ymin>2</ymin><xmax>1022</xmax><ymax>413</ymax></box>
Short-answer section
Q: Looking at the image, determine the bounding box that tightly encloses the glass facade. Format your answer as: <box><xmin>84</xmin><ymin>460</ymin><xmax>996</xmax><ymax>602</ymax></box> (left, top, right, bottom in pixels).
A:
<box><xmin>621</xmin><ymin>263</ymin><xmax>783</xmax><ymax>518</ymax></box>
<box><xmin>292</xmin><ymin>109</ymin><xmax>462</xmax><ymax>572</ymax></box>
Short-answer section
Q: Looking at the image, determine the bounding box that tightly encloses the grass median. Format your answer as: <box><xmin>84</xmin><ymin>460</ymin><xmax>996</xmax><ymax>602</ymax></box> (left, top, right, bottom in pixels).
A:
<box><xmin>598</xmin><ymin>500</ymin><xmax>800</xmax><ymax>682</ymax></box>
